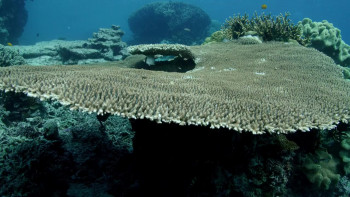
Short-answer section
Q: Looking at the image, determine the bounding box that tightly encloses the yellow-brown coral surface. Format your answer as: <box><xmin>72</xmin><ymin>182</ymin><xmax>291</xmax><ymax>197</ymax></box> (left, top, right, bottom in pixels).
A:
<box><xmin>0</xmin><ymin>42</ymin><xmax>349</xmax><ymax>134</ymax></box>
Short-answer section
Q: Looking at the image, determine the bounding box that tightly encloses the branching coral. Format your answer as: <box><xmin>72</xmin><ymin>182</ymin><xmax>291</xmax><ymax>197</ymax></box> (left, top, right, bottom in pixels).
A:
<box><xmin>223</xmin><ymin>12</ymin><xmax>305</xmax><ymax>45</ymax></box>
<box><xmin>223</xmin><ymin>13</ymin><xmax>251</xmax><ymax>39</ymax></box>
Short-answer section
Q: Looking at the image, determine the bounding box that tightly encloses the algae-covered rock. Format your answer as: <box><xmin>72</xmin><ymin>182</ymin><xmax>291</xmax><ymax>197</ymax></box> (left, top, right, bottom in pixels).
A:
<box><xmin>43</xmin><ymin>119</ymin><xmax>59</xmax><ymax>140</ymax></box>
<box><xmin>0</xmin><ymin>93</ymin><xmax>135</xmax><ymax>196</ymax></box>
<box><xmin>11</xmin><ymin>26</ymin><xmax>128</xmax><ymax>66</ymax></box>
<box><xmin>299</xmin><ymin>18</ymin><xmax>350</xmax><ymax>67</ymax></box>
<box><xmin>86</xmin><ymin>25</ymin><xmax>127</xmax><ymax>61</ymax></box>
<box><xmin>0</xmin><ymin>44</ymin><xmax>25</xmax><ymax>66</ymax></box>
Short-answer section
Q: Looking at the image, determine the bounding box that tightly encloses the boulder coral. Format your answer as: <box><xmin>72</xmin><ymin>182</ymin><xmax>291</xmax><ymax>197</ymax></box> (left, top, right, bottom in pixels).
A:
<box><xmin>299</xmin><ymin>18</ymin><xmax>350</xmax><ymax>67</ymax></box>
<box><xmin>202</xmin><ymin>31</ymin><xmax>226</xmax><ymax>45</ymax></box>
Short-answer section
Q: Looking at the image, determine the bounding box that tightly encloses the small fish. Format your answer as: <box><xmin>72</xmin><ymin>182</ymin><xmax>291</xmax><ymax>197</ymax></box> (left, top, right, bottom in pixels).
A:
<box><xmin>184</xmin><ymin>28</ymin><xmax>191</xmax><ymax>32</ymax></box>
<box><xmin>7</xmin><ymin>42</ymin><xmax>13</xmax><ymax>46</ymax></box>
<box><xmin>36</xmin><ymin>33</ymin><xmax>40</xmax><ymax>37</ymax></box>
<box><xmin>261</xmin><ymin>4</ymin><xmax>267</xmax><ymax>9</ymax></box>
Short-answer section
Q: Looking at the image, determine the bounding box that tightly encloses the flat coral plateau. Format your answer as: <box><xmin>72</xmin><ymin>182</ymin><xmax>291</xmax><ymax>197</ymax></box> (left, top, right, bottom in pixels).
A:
<box><xmin>0</xmin><ymin>42</ymin><xmax>349</xmax><ymax>134</ymax></box>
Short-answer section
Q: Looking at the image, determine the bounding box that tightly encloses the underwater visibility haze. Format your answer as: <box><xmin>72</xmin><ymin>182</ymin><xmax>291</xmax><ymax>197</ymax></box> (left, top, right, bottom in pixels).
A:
<box><xmin>1</xmin><ymin>0</ymin><xmax>350</xmax><ymax>196</ymax></box>
<box><xmin>18</xmin><ymin>0</ymin><xmax>350</xmax><ymax>45</ymax></box>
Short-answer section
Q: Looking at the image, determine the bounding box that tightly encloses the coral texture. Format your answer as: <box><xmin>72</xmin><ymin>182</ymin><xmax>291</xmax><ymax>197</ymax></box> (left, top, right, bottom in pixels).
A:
<box><xmin>0</xmin><ymin>92</ymin><xmax>134</xmax><ymax>196</ymax></box>
<box><xmin>86</xmin><ymin>25</ymin><xmax>127</xmax><ymax>61</ymax></box>
<box><xmin>0</xmin><ymin>44</ymin><xmax>25</xmax><ymax>66</ymax></box>
<box><xmin>0</xmin><ymin>42</ymin><xmax>349</xmax><ymax>134</ymax></box>
<box><xmin>202</xmin><ymin>31</ymin><xmax>226</xmax><ymax>45</ymax></box>
<box><xmin>223</xmin><ymin>12</ymin><xmax>304</xmax><ymax>44</ymax></box>
<box><xmin>299</xmin><ymin>18</ymin><xmax>350</xmax><ymax>67</ymax></box>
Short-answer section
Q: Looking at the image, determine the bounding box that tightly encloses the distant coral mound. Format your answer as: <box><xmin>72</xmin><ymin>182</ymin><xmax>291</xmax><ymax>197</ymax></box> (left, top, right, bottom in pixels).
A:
<box><xmin>128</xmin><ymin>2</ymin><xmax>211</xmax><ymax>45</ymax></box>
<box><xmin>0</xmin><ymin>0</ymin><xmax>28</xmax><ymax>45</ymax></box>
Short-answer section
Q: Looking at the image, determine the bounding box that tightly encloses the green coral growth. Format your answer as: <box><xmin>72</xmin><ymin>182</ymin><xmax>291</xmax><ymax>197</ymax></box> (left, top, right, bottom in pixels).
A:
<box><xmin>342</xmin><ymin>67</ymin><xmax>350</xmax><ymax>79</ymax></box>
<box><xmin>223</xmin><ymin>12</ymin><xmax>305</xmax><ymax>45</ymax></box>
<box><xmin>337</xmin><ymin>128</ymin><xmax>350</xmax><ymax>175</ymax></box>
<box><xmin>202</xmin><ymin>30</ymin><xmax>226</xmax><ymax>45</ymax></box>
<box><xmin>302</xmin><ymin>149</ymin><xmax>340</xmax><ymax>190</ymax></box>
<box><xmin>299</xmin><ymin>18</ymin><xmax>350</xmax><ymax>67</ymax></box>
<box><xmin>339</xmin><ymin>140</ymin><xmax>350</xmax><ymax>175</ymax></box>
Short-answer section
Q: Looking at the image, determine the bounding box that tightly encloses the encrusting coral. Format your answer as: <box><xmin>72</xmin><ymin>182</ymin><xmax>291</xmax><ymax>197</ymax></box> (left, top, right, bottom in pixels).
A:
<box><xmin>0</xmin><ymin>42</ymin><xmax>349</xmax><ymax>134</ymax></box>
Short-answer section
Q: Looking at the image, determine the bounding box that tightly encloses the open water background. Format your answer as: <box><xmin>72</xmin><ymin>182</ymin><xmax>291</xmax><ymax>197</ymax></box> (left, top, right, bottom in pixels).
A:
<box><xmin>19</xmin><ymin>0</ymin><xmax>350</xmax><ymax>45</ymax></box>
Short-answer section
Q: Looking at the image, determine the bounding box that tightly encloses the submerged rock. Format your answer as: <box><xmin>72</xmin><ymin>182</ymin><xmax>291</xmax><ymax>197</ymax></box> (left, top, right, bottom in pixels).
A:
<box><xmin>4</xmin><ymin>25</ymin><xmax>128</xmax><ymax>66</ymax></box>
<box><xmin>0</xmin><ymin>44</ymin><xmax>25</xmax><ymax>66</ymax></box>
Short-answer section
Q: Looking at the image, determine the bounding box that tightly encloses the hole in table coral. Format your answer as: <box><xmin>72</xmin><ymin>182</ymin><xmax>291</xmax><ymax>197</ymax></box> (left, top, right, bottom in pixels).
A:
<box><xmin>132</xmin><ymin>54</ymin><xmax>196</xmax><ymax>73</ymax></box>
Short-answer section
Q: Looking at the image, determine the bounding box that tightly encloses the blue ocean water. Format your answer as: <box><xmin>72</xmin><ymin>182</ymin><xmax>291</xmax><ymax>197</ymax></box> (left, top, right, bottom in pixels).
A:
<box><xmin>19</xmin><ymin>0</ymin><xmax>350</xmax><ymax>45</ymax></box>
